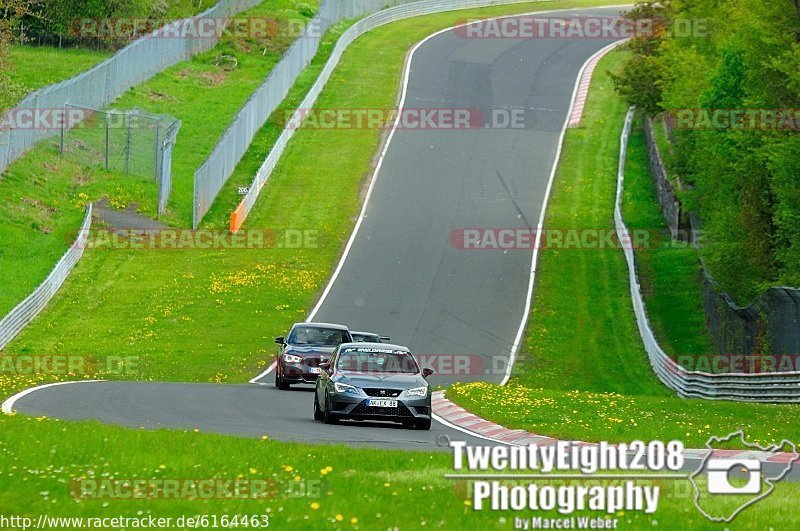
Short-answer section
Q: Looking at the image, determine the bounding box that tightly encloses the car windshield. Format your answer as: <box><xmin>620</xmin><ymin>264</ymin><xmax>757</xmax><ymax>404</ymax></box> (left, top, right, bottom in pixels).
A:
<box><xmin>336</xmin><ymin>348</ymin><xmax>419</xmax><ymax>373</ymax></box>
<box><xmin>351</xmin><ymin>333</ymin><xmax>380</xmax><ymax>343</ymax></box>
<box><xmin>288</xmin><ymin>326</ymin><xmax>348</xmax><ymax>346</ymax></box>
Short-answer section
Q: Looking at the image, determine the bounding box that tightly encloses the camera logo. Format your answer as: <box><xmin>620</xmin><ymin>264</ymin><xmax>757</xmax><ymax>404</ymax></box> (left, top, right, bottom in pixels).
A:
<box><xmin>690</xmin><ymin>431</ymin><xmax>798</xmax><ymax>522</ymax></box>
<box><xmin>706</xmin><ymin>458</ymin><xmax>761</xmax><ymax>495</ymax></box>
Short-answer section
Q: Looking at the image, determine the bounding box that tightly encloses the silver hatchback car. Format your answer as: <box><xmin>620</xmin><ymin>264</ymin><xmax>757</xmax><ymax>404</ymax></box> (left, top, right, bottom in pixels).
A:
<box><xmin>314</xmin><ymin>343</ymin><xmax>434</xmax><ymax>430</ymax></box>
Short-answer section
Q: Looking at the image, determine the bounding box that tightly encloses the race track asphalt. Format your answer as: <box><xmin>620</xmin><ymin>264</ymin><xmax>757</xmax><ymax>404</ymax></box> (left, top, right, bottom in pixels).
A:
<box><xmin>307</xmin><ymin>7</ymin><xmax>621</xmax><ymax>386</ymax></box>
<box><xmin>11</xmin><ymin>7</ymin><xmax>625</xmax><ymax>448</ymax></box>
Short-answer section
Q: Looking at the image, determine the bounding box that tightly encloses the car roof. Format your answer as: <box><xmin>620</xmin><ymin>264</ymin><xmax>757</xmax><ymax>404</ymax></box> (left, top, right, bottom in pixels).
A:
<box><xmin>339</xmin><ymin>342</ymin><xmax>409</xmax><ymax>352</ymax></box>
<box><xmin>291</xmin><ymin>322</ymin><xmax>350</xmax><ymax>331</ymax></box>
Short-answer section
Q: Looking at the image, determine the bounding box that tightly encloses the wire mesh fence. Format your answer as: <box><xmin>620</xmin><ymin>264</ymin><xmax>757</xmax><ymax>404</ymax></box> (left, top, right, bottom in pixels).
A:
<box><xmin>198</xmin><ymin>0</ymin><xmax>554</xmax><ymax>229</ymax></box>
<box><xmin>192</xmin><ymin>0</ymin><xmax>429</xmax><ymax>228</ymax></box>
<box><xmin>619</xmin><ymin>108</ymin><xmax>800</xmax><ymax>402</ymax></box>
<box><xmin>643</xmin><ymin>117</ymin><xmax>694</xmax><ymax>243</ymax></box>
<box><xmin>59</xmin><ymin>104</ymin><xmax>180</xmax><ymax>216</ymax></box>
<box><xmin>702</xmin><ymin>266</ymin><xmax>800</xmax><ymax>357</ymax></box>
<box><xmin>644</xmin><ymin>115</ymin><xmax>800</xmax><ymax>359</ymax></box>
<box><xmin>0</xmin><ymin>0</ymin><xmax>261</xmax><ymax>177</ymax></box>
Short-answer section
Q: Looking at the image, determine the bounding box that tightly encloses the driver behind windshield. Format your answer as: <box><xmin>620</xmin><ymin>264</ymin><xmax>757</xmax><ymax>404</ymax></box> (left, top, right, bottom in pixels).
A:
<box><xmin>289</xmin><ymin>327</ymin><xmax>346</xmax><ymax>346</ymax></box>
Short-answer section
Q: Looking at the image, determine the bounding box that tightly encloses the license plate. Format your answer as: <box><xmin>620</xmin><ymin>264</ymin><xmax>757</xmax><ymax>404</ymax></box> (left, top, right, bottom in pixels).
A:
<box><xmin>309</xmin><ymin>367</ymin><xmax>321</xmax><ymax>374</ymax></box>
<box><xmin>367</xmin><ymin>399</ymin><xmax>397</xmax><ymax>408</ymax></box>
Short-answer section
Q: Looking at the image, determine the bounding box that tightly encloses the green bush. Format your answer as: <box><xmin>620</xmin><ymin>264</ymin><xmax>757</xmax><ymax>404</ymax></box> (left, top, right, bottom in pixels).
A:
<box><xmin>614</xmin><ymin>0</ymin><xmax>800</xmax><ymax>303</ymax></box>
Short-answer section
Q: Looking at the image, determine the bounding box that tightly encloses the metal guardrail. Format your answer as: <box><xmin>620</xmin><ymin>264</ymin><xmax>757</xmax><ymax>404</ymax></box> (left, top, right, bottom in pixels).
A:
<box><xmin>615</xmin><ymin>108</ymin><xmax>800</xmax><ymax>402</ymax></box>
<box><xmin>0</xmin><ymin>204</ymin><xmax>92</xmax><ymax>351</ymax></box>
<box><xmin>0</xmin><ymin>0</ymin><xmax>261</xmax><ymax>177</ymax></box>
<box><xmin>643</xmin><ymin>117</ymin><xmax>800</xmax><ymax>357</ymax></box>
<box><xmin>228</xmin><ymin>0</ymin><xmax>547</xmax><ymax>231</ymax></box>
<box><xmin>195</xmin><ymin>0</ymin><xmax>433</xmax><ymax>228</ymax></box>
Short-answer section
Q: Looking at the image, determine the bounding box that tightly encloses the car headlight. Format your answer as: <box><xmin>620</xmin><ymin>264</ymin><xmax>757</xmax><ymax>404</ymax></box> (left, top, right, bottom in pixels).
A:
<box><xmin>334</xmin><ymin>382</ymin><xmax>359</xmax><ymax>394</ymax></box>
<box><xmin>283</xmin><ymin>354</ymin><xmax>302</xmax><ymax>364</ymax></box>
<box><xmin>406</xmin><ymin>386</ymin><xmax>428</xmax><ymax>397</ymax></box>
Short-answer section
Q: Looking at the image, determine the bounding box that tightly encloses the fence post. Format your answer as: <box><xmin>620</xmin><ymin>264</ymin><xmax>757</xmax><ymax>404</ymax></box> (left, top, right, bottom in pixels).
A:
<box><xmin>153</xmin><ymin>118</ymin><xmax>161</xmax><ymax>181</ymax></box>
<box><xmin>104</xmin><ymin>111</ymin><xmax>110</xmax><ymax>171</ymax></box>
<box><xmin>59</xmin><ymin>106</ymin><xmax>65</xmax><ymax>155</ymax></box>
<box><xmin>124</xmin><ymin>112</ymin><xmax>131</xmax><ymax>175</ymax></box>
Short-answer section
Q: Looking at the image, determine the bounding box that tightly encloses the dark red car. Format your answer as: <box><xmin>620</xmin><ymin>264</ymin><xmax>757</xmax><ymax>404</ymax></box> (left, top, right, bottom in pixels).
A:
<box><xmin>273</xmin><ymin>322</ymin><xmax>353</xmax><ymax>389</ymax></box>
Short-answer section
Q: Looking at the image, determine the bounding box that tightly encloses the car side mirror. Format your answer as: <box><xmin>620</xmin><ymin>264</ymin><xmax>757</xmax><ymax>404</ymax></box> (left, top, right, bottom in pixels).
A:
<box><xmin>275</xmin><ymin>336</ymin><xmax>285</xmax><ymax>345</ymax></box>
<box><xmin>422</xmin><ymin>367</ymin><xmax>434</xmax><ymax>378</ymax></box>
<box><xmin>319</xmin><ymin>362</ymin><xmax>331</xmax><ymax>372</ymax></box>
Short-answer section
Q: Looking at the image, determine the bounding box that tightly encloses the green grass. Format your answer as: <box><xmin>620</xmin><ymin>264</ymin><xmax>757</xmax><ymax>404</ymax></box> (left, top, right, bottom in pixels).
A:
<box><xmin>623</xmin><ymin>113</ymin><xmax>714</xmax><ymax>358</ymax></box>
<box><xmin>0</xmin><ymin>0</ymin><xmax>320</xmax><ymax>317</ymax></box>
<box><xmin>444</xmin><ymin>51</ymin><xmax>800</xmax><ymax>446</ymax></box>
<box><xmin>2</xmin><ymin>0</ymin><xmax>637</xmax><ymax>383</ymax></box>
<box><xmin>448</xmin><ymin>381</ymin><xmax>798</xmax><ymax>447</ymax></box>
<box><xmin>8</xmin><ymin>46</ymin><xmax>110</xmax><ymax>94</ymax></box>
<box><xmin>2</xmin><ymin>411</ymin><xmax>799</xmax><ymax>530</ymax></box>
<box><xmin>4</xmin><ymin>3</ymin><xmax>800</xmax><ymax>527</ymax></box>
<box><xmin>514</xmin><ymin>52</ymin><xmax>666</xmax><ymax>396</ymax></box>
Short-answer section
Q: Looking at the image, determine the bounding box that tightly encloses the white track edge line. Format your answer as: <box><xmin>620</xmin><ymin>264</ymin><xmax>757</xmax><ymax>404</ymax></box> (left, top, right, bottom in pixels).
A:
<box><xmin>500</xmin><ymin>37</ymin><xmax>627</xmax><ymax>386</ymax></box>
<box><xmin>306</xmin><ymin>5</ymin><xmax>630</xmax><ymax>325</ymax></box>
<box><xmin>2</xmin><ymin>380</ymin><xmax>104</xmax><ymax>415</ymax></box>
<box><xmin>305</xmin><ymin>27</ymin><xmax>448</xmax><ymax>322</ymax></box>
<box><xmin>431</xmin><ymin>412</ymin><xmax>519</xmax><ymax>445</ymax></box>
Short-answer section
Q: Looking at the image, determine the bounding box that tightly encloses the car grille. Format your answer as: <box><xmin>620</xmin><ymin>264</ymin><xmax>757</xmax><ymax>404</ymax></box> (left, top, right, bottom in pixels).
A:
<box><xmin>363</xmin><ymin>388</ymin><xmax>402</xmax><ymax>398</ymax></box>
<box><xmin>351</xmin><ymin>401</ymin><xmax>413</xmax><ymax>417</ymax></box>
<box><xmin>303</xmin><ymin>357</ymin><xmax>327</xmax><ymax>367</ymax></box>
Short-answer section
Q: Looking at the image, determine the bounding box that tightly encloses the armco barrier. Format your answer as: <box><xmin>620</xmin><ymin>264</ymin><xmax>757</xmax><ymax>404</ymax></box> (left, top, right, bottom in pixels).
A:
<box><xmin>197</xmin><ymin>0</ymin><xmax>417</xmax><ymax>228</ymax></box>
<box><xmin>0</xmin><ymin>0</ymin><xmax>261</xmax><ymax>177</ymax></box>
<box><xmin>228</xmin><ymin>0</ymin><xmax>552</xmax><ymax>232</ymax></box>
<box><xmin>0</xmin><ymin>204</ymin><xmax>92</xmax><ymax>351</ymax></box>
<box><xmin>615</xmin><ymin>108</ymin><xmax>800</xmax><ymax>402</ymax></box>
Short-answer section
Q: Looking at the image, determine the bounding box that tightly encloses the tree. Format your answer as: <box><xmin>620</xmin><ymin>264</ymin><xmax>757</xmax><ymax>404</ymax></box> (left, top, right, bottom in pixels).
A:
<box><xmin>0</xmin><ymin>0</ymin><xmax>37</xmax><ymax>111</ymax></box>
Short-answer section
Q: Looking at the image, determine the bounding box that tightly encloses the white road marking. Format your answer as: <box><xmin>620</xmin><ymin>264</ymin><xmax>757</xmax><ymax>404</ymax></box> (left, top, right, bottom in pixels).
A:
<box><xmin>501</xmin><ymin>37</ymin><xmax>627</xmax><ymax>386</ymax></box>
<box><xmin>2</xmin><ymin>380</ymin><xmax>104</xmax><ymax>415</ymax></box>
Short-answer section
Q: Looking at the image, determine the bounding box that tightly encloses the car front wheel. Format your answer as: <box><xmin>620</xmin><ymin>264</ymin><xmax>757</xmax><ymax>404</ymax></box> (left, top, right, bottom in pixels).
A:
<box><xmin>323</xmin><ymin>393</ymin><xmax>338</xmax><ymax>425</ymax></box>
<box><xmin>275</xmin><ymin>367</ymin><xmax>290</xmax><ymax>390</ymax></box>
<box><xmin>313</xmin><ymin>392</ymin><xmax>324</xmax><ymax>421</ymax></box>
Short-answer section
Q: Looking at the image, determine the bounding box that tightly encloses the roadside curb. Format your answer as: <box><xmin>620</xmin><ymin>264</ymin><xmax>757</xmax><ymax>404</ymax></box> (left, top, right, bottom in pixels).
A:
<box><xmin>567</xmin><ymin>39</ymin><xmax>628</xmax><ymax>128</ymax></box>
<box><xmin>432</xmin><ymin>392</ymin><xmax>797</xmax><ymax>463</ymax></box>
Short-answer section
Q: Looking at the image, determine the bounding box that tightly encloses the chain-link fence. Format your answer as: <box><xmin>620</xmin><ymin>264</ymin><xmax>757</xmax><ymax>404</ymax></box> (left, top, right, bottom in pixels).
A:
<box><xmin>643</xmin><ymin>117</ymin><xmax>694</xmax><ymax>243</ymax></box>
<box><xmin>619</xmin><ymin>109</ymin><xmax>800</xmax><ymax>402</ymax></box>
<box><xmin>644</xmin><ymin>115</ymin><xmax>800</xmax><ymax>358</ymax></box>
<box><xmin>703</xmin><ymin>266</ymin><xmax>800</xmax><ymax>357</ymax></box>
<box><xmin>0</xmin><ymin>0</ymin><xmax>261</xmax><ymax>177</ymax></box>
<box><xmin>193</xmin><ymin>0</ymin><xmax>414</xmax><ymax>227</ymax></box>
<box><xmin>199</xmin><ymin>0</ymin><xmax>555</xmax><ymax>229</ymax></box>
<box><xmin>59</xmin><ymin>105</ymin><xmax>180</xmax><ymax>216</ymax></box>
